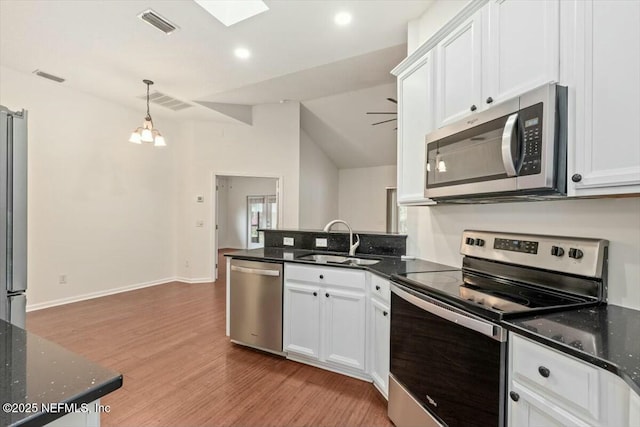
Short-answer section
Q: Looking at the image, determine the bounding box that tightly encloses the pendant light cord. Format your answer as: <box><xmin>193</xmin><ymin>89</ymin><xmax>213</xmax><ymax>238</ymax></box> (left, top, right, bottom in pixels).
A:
<box><xmin>146</xmin><ymin>81</ymin><xmax>151</xmax><ymax>120</ymax></box>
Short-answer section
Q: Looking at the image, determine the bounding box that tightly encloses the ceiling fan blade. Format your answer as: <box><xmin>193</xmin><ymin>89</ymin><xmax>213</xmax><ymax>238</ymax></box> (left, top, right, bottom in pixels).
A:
<box><xmin>366</xmin><ymin>112</ymin><xmax>398</xmax><ymax>115</ymax></box>
<box><xmin>386</xmin><ymin>97</ymin><xmax>398</xmax><ymax>104</ymax></box>
<box><xmin>371</xmin><ymin>118</ymin><xmax>398</xmax><ymax>126</ymax></box>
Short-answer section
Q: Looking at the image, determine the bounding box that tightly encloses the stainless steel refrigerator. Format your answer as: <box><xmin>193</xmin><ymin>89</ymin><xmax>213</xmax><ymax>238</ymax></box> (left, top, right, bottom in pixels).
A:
<box><xmin>0</xmin><ymin>105</ymin><xmax>27</xmax><ymax>328</ymax></box>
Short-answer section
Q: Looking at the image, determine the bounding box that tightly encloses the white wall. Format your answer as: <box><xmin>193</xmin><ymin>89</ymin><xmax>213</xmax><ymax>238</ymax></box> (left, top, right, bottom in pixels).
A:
<box><xmin>220</xmin><ymin>176</ymin><xmax>277</xmax><ymax>249</ymax></box>
<box><xmin>405</xmin><ymin>198</ymin><xmax>640</xmax><ymax>310</ymax></box>
<box><xmin>407</xmin><ymin>0</ymin><xmax>470</xmax><ymax>53</ymax></box>
<box><xmin>299</xmin><ymin>130</ymin><xmax>339</xmax><ymax>229</ymax></box>
<box><xmin>175</xmin><ymin>102</ymin><xmax>300</xmax><ymax>281</ymax></box>
<box><xmin>0</xmin><ymin>65</ymin><xmax>179</xmax><ymax>309</ymax></box>
<box><xmin>338</xmin><ymin>165</ymin><xmax>397</xmax><ymax>232</ymax></box>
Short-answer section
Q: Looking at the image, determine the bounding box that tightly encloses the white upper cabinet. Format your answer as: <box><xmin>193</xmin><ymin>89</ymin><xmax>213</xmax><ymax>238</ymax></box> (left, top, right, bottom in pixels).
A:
<box><xmin>396</xmin><ymin>50</ymin><xmax>435</xmax><ymax>205</ymax></box>
<box><xmin>435</xmin><ymin>0</ymin><xmax>559</xmax><ymax>129</ymax></box>
<box><xmin>436</xmin><ymin>11</ymin><xmax>483</xmax><ymax>128</ymax></box>
<box><xmin>484</xmin><ymin>0</ymin><xmax>559</xmax><ymax>105</ymax></box>
<box><xmin>570</xmin><ymin>0</ymin><xmax>640</xmax><ymax>196</ymax></box>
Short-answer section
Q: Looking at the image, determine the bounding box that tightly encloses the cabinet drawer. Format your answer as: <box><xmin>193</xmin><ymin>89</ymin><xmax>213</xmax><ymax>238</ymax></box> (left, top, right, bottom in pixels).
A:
<box><xmin>511</xmin><ymin>334</ymin><xmax>600</xmax><ymax>420</ymax></box>
<box><xmin>370</xmin><ymin>274</ymin><xmax>390</xmax><ymax>303</ymax></box>
<box><xmin>285</xmin><ymin>264</ymin><xmax>365</xmax><ymax>290</ymax></box>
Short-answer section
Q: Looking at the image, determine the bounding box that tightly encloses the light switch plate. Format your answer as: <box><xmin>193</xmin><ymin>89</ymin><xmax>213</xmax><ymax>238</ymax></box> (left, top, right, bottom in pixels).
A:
<box><xmin>315</xmin><ymin>238</ymin><xmax>328</xmax><ymax>248</ymax></box>
<box><xmin>283</xmin><ymin>237</ymin><xmax>294</xmax><ymax>246</ymax></box>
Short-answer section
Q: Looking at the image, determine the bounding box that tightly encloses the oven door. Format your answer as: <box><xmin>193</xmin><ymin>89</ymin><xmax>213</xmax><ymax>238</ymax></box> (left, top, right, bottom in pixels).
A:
<box><xmin>389</xmin><ymin>283</ymin><xmax>507</xmax><ymax>427</ymax></box>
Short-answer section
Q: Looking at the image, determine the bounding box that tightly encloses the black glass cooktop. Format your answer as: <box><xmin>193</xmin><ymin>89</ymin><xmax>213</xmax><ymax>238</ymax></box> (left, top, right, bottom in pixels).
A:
<box><xmin>394</xmin><ymin>270</ymin><xmax>597</xmax><ymax>321</ymax></box>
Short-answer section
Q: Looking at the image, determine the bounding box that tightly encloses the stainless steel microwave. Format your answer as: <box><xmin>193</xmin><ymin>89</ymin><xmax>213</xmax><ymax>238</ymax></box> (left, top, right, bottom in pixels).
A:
<box><xmin>425</xmin><ymin>84</ymin><xmax>567</xmax><ymax>202</ymax></box>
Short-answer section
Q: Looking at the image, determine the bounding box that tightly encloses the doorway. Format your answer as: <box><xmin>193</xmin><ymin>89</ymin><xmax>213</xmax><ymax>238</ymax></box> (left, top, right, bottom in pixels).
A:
<box><xmin>214</xmin><ymin>174</ymin><xmax>280</xmax><ymax>280</ymax></box>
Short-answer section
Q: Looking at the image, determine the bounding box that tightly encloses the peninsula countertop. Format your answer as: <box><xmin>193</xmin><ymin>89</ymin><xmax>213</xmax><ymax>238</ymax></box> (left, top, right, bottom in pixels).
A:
<box><xmin>0</xmin><ymin>319</ymin><xmax>123</xmax><ymax>427</ymax></box>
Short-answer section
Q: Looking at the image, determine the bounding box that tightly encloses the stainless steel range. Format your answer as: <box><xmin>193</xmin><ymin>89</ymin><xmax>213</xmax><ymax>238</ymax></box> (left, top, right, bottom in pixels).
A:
<box><xmin>388</xmin><ymin>230</ymin><xmax>608</xmax><ymax>427</ymax></box>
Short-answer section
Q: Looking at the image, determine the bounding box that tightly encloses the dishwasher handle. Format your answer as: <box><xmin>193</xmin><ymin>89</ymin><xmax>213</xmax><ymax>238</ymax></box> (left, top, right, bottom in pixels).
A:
<box><xmin>231</xmin><ymin>265</ymin><xmax>281</xmax><ymax>277</ymax></box>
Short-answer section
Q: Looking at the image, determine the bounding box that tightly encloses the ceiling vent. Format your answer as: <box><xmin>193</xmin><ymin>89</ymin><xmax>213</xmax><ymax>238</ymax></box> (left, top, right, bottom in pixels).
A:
<box><xmin>32</xmin><ymin>70</ymin><xmax>65</xmax><ymax>83</ymax></box>
<box><xmin>139</xmin><ymin>91</ymin><xmax>192</xmax><ymax>111</ymax></box>
<box><xmin>137</xmin><ymin>9</ymin><xmax>179</xmax><ymax>35</ymax></box>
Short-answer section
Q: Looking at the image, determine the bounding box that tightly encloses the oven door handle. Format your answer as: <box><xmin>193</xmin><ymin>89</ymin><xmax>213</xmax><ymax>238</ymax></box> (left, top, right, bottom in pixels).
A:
<box><xmin>501</xmin><ymin>113</ymin><xmax>519</xmax><ymax>177</ymax></box>
<box><xmin>391</xmin><ymin>284</ymin><xmax>506</xmax><ymax>342</ymax></box>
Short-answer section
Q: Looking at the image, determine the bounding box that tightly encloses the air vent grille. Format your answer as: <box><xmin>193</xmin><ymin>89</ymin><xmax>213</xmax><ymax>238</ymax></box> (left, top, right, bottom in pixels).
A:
<box><xmin>139</xmin><ymin>91</ymin><xmax>192</xmax><ymax>111</ymax></box>
<box><xmin>32</xmin><ymin>70</ymin><xmax>65</xmax><ymax>83</ymax></box>
<box><xmin>137</xmin><ymin>9</ymin><xmax>179</xmax><ymax>35</ymax></box>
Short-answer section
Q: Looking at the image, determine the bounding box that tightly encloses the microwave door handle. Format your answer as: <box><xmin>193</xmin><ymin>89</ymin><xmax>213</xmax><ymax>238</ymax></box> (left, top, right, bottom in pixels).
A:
<box><xmin>501</xmin><ymin>113</ymin><xmax>519</xmax><ymax>177</ymax></box>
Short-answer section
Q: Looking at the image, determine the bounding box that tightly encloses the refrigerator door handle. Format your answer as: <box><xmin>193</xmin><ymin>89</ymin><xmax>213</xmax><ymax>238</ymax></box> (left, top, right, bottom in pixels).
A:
<box><xmin>0</xmin><ymin>110</ymin><xmax>9</xmax><ymax>293</ymax></box>
<box><xmin>7</xmin><ymin>110</ymin><xmax>27</xmax><ymax>293</ymax></box>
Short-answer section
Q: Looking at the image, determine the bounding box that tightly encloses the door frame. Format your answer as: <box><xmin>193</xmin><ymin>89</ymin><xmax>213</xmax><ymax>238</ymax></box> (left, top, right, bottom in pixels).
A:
<box><xmin>211</xmin><ymin>172</ymin><xmax>283</xmax><ymax>281</ymax></box>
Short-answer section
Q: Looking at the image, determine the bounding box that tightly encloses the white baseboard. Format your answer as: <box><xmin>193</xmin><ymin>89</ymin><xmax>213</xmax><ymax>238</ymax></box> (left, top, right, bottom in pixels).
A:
<box><xmin>175</xmin><ymin>277</ymin><xmax>214</xmax><ymax>284</ymax></box>
<box><xmin>26</xmin><ymin>277</ymin><xmax>177</xmax><ymax>312</ymax></box>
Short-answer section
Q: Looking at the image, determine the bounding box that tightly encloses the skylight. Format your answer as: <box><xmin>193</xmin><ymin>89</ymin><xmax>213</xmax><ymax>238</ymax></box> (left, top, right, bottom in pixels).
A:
<box><xmin>193</xmin><ymin>0</ymin><xmax>269</xmax><ymax>27</ymax></box>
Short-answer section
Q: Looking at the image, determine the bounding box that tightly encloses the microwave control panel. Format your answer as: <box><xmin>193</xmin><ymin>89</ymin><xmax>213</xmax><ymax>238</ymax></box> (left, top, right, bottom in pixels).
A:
<box><xmin>520</xmin><ymin>102</ymin><xmax>544</xmax><ymax>176</ymax></box>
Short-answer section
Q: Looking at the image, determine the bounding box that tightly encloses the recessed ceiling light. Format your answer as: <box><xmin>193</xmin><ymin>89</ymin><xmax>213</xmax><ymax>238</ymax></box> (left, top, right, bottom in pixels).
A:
<box><xmin>193</xmin><ymin>0</ymin><xmax>268</xmax><ymax>27</ymax></box>
<box><xmin>234</xmin><ymin>48</ymin><xmax>251</xmax><ymax>59</ymax></box>
<box><xmin>334</xmin><ymin>11</ymin><xmax>352</xmax><ymax>26</ymax></box>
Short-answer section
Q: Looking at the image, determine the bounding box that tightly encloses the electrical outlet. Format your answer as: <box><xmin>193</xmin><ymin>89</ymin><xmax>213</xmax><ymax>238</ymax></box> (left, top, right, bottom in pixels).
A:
<box><xmin>283</xmin><ymin>237</ymin><xmax>294</xmax><ymax>246</ymax></box>
<box><xmin>315</xmin><ymin>238</ymin><xmax>328</xmax><ymax>248</ymax></box>
<box><xmin>59</xmin><ymin>274</ymin><xmax>67</xmax><ymax>285</ymax></box>
<box><xmin>196</xmin><ymin>220</ymin><xmax>204</xmax><ymax>227</ymax></box>
<box><xmin>196</xmin><ymin>195</ymin><xmax>204</xmax><ymax>203</ymax></box>
<box><xmin>185</xmin><ymin>260</ymin><xmax>190</xmax><ymax>269</ymax></box>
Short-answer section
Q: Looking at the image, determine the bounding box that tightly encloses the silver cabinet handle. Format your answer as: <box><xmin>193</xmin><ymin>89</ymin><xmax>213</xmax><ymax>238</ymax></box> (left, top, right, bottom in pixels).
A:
<box><xmin>231</xmin><ymin>265</ymin><xmax>280</xmax><ymax>277</ymax></box>
<box><xmin>391</xmin><ymin>284</ymin><xmax>505</xmax><ymax>342</ymax></box>
<box><xmin>501</xmin><ymin>113</ymin><xmax>519</xmax><ymax>177</ymax></box>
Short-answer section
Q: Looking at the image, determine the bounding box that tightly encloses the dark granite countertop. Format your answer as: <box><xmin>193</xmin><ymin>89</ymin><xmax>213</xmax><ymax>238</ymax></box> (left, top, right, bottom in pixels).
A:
<box><xmin>224</xmin><ymin>248</ymin><xmax>457</xmax><ymax>278</ymax></box>
<box><xmin>0</xmin><ymin>320</ymin><xmax>123</xmax><ymax>427</ymax></box>
<box><xmin>503</xmin><ymin>305</ymin><xmax>640</xmax><ymax>395</ymax></box>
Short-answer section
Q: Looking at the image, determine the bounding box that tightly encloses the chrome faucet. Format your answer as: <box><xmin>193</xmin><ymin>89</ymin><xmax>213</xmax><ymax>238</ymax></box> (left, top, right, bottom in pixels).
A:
<box><xmin>323</xmin><ymin>219</ymin><xmax>360</xmax><ymax>256</ymax></box>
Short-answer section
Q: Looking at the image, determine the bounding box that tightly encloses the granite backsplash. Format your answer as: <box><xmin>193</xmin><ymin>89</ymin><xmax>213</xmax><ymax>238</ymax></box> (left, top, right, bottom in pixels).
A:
<box><xmin>261</xmin><ymin>229</ymin><xmax>407</xmax><ymax>257</ymax></box>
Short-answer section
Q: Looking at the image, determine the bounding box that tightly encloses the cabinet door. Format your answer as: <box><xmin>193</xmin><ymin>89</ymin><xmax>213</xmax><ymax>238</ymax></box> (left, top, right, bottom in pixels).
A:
<box><xmin>396</xmin><ymin>51</ymin><xmax>436</xmax><ymax>205</ymax></box>
<box><xmin>323</xmin><ymin>287</ymin><xmax>366</xmax><ymax>371</ymax></box>
<box><xmin>283</xmin><ymin>282</ymin><xmax>320</xmax><ymax>359</ymax></box>
<box><xmin>484</xmin><ymin>0</ymin><xmax>559</xmax><ymax>105</ymax></box>
<box><xmin>436</xmin><ymin>11</ymin><xmax>483</xmax><ymax>127</ymax></box>
<box><xmin>370</xmin><ymin>298</ymin><xmax>390</xmax><ymax>397</ymax></box>
<box><xmin>571</xmin><ymin>0</ymin><xmax>640</xmax><ymax>196</ymax></box>
<box><xmin>509</xmin><ymin>382</ymin><xmax>592</xmax><ymax>427</ymax></box>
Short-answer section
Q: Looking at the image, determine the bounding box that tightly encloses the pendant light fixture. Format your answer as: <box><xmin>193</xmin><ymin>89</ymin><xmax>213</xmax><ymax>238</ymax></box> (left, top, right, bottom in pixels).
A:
<box><xmin>129</xmin><ymin>79</ymin><xmax>166</xmax><ymax>147</ymax></box>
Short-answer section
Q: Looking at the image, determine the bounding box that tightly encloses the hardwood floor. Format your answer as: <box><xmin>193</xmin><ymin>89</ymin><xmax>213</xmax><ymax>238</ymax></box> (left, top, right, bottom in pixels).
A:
<box><xmin>27</xmin><ymin>250</ymin><xmax>392</xmax><ymax>427</ymax></box>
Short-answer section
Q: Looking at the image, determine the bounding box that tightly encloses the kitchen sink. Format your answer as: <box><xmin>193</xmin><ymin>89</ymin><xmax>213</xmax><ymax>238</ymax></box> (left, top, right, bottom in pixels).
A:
<box><xmin>297</xmin><ymin>254</ymin><xmax>380</xmax><ymax>266</ymax></box>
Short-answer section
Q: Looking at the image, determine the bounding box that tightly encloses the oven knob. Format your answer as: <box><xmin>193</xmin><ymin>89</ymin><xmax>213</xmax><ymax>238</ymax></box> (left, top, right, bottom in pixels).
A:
<box><xmin>551</xmin><ymin>246</ymin><xmax>565</xmax><ymax>257</ymax></box>
<box><xmin>474</xmin><ymin>238</ymin><xmax>485</xmax><ymax>247</ymax></box>
<box><xmin>569</xmin><ymin>248</ymin><xmax>584</xmax><ymax>259</ymax></box>
<box><xmin>466</xmin><ymin>237</ymin><xmax>475</xmax><ymax>245</ymax></box>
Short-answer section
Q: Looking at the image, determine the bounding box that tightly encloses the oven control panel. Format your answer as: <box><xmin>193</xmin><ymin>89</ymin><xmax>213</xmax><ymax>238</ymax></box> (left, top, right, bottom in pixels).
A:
<box><xmin>460</xmin><ymin>230</ymin><xmax>609</xmax><ymax>279</ymax></box>
<box><xmin>493</xmin><ymin>238</ymin><xmax>539</xmax><ymax>254</ymax></box>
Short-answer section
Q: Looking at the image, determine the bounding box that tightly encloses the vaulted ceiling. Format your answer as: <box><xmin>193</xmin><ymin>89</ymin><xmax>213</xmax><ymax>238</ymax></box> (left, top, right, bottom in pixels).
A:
<box><xmin>0</xmin><ymin>0</ymin><xmax>432</xmax><ymax>167</ymax></box>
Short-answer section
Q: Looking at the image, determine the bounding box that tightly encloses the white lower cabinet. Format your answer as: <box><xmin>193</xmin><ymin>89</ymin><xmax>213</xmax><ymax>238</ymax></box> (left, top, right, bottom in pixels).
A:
<box><xmin>508</xmin><ymin>333</ymin><xmax>637</xmax><ymax>427</ymax></box>
<box><xmin>370</xmin><ymin>296</ymin><xmax>390</xmax><ymax>398</ymax></box>
<box><xmin>284</xmin><ymin>264</ymin><xmax>367</xmax><ymax>378</ymax></box>
<box><xmin>323</xmin><ymin>287</ymin><xmax>366</xmax><ymax>370</ymax></box>
<box><xmin>283</xmin><ymin>282</ymin><xmax>320</xmax><ymax>359</ymax></box>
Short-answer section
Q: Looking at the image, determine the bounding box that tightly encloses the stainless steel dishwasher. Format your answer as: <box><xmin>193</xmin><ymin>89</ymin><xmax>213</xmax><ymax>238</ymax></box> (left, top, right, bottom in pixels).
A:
<box><xmin>229</xmin><ymin>259</ymin><xmax>283</xmax><ymax>355</ymax></box>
